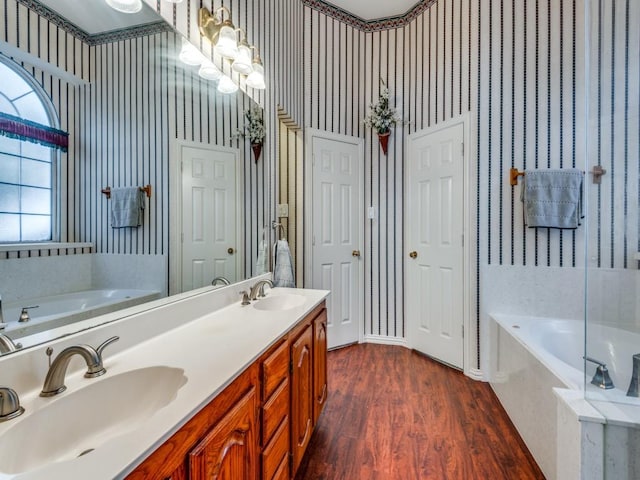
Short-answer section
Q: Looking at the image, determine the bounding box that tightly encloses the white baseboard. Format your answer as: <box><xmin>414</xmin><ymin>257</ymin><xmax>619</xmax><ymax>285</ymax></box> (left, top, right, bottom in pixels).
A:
<box><xmin>363</xmin><ymin>335</ymin><xmax>408</xmax><ymax>347</ymax></box>
<box><xmin>465</xmin><ymin>367</ymin><xmax>485</xmax><ymax>381</ymax></box>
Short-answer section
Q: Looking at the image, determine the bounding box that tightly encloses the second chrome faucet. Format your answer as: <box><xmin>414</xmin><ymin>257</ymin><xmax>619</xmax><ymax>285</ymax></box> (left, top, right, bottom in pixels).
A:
<box><xmin>40</xmin><ymin>336</ymin><xmax>119</xmax><ymax>397</ymax></box>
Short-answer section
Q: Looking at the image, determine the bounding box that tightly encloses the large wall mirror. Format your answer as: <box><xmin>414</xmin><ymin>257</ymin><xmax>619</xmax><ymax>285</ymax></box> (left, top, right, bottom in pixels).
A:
<box><xmin>0</xmin><ymin>0</ymin><xmax>269</xmax><ymax>355</ymax></box>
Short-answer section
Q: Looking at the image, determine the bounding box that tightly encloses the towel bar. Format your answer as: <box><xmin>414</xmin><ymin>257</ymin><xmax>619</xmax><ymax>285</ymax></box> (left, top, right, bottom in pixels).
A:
<box><xmin>511</xmin><ymin>167</ymin><xmax>603</xmax><ymax>186</ymax></box>
<box><xmin>101</xmin><ymin>185</ymin><xmax>152</xmax><ymax>199</ymax></box>
<box><xmin>509</xmin><ymin>168</ymin><xmax>525</xmax><ymax>186</ymax></box>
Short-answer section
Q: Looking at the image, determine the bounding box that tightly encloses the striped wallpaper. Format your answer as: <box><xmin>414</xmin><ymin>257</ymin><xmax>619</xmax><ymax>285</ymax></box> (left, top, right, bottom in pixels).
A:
<box><xmin>0</xmin><ymin>1</ymin><xmax>269</xmax><ymax>281</ymax></box>
<box><xmin>300</xmin><ymin>0</ymin><xmax>639</xmax><ymax>346</ymax></box>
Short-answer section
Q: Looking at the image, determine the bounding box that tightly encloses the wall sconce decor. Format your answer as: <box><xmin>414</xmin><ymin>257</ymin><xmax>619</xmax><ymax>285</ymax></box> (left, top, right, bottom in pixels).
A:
<box><xmin>105</xmin><ymin>0</ymin><xmax>142</xmax><ymax>14</ymax></box>
<box><xmin>198</xmin><ymin>5</ymin><xmax>266</xmax><ymax>90</ymax></box>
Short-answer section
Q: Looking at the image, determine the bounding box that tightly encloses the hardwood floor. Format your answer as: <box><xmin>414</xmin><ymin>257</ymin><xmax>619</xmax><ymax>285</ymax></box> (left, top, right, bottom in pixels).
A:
<box><xmin>295</xmin><ymin>344</ymin><xmax>545</xmax><ymax>480</ymax></box>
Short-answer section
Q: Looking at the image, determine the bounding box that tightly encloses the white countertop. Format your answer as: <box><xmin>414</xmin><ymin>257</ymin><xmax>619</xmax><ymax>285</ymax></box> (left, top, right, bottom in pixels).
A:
<box><xmin>0</xmin><ymin>286</ymin><xmax>329</xmax><ymax>480</ymax></box>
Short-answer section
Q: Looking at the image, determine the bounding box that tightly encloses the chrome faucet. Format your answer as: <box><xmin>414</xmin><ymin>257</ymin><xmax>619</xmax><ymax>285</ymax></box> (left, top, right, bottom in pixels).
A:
<box><xmin>40</xmin><ymin>336</ymin><xmax>119</xmax><ymax>397</ymax></box>
<box><xmin>0</xmin><ymin>387</ymin><xmax>24</xmax><ymax>422</ymax></box>
<box><xmin>584</xmin><ymin>356</ymin><xmax>614</xmax><ymax>389</ymax></box>
<box><xmin>19</xmin><ymin>305</ymin><xmax>38</xmax><ymax>323</ymax></box>
<box><xmin>212</xmin><ymin>276</ymin><xmax>231</xmax><ymax>286</ymax></box>
<box><xmin>0</xmin><ymin>334</ymin><xmax>22</xmax><ymax>355</ymax></box>
<box><xmin>249</xmin><ymin>279</ymin><xmax>274</xmax><ymax>301</ymax></box>
<box><xmin>626</xmin><ymin>353</ymin><xmax>640</xmax><ymax>397</ymax></box>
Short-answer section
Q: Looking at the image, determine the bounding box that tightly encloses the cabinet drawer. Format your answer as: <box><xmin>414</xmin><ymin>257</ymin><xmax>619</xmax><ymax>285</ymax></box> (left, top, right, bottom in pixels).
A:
<box><xmin>271</xmin><ymin>453</ymin><xmax>289</xmax><ymax>480</ymax></box>
<box><xmin>262</xmin><ymin>377</ymin><xmax>289</xmax><ymax>445</ymax></box>
<box><xmin>262</xmin><ymin>417</ymin><xmax>289</xmax><ymax>480</ymax></box>
<box><xmin>262</xmin><ymin>340</ymin><xmax>289</xmax><ymax>399</ymax></box>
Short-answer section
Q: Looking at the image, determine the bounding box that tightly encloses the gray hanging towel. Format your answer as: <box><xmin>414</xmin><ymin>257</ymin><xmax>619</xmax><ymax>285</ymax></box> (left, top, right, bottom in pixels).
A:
<box><xmin>521</xmin><ymin>169</ymin><xmax>583</xmax><ymax>229</ymax></box>
<box><xmin>110</xmin><ymin>187</ymin><xmax>145</xmax><ymax>228</ymax></box>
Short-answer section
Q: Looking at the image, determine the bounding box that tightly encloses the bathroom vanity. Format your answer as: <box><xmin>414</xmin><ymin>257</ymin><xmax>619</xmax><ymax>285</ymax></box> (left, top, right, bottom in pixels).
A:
<box><xmin>127</xmin><ymin>302</ymin><xmax>328</xmax><ymax>480</ymax></box>
<box><xmin>0</xmin><ymin>278</ymin><xmax>329</xmax><ymax>480</ymax></box>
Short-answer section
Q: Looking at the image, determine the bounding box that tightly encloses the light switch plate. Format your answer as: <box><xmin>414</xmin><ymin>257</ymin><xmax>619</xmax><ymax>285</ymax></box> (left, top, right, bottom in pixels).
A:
<box><xmin>277</xmin><ymin>203</ymin><xmax>289</xmax><ymax>217</ymax></box>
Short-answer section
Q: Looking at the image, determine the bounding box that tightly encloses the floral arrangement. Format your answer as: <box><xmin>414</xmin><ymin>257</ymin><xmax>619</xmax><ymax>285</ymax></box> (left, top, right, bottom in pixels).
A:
<box><xmin>235</xmin><ymin>107</ymin><xmax>265</xmax><ymax>145</ymax></box>
<box><xmin>363</xmin><ymin>86</ymin><xmax>402</xmax><ymax>134</ymax></box>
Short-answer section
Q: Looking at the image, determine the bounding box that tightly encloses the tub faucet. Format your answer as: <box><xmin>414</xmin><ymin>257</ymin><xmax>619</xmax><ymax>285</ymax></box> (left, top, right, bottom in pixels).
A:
<box><xmin>584</xmin><ymin>356</ymin><xmax>614</xmax><ymax>389</ymax></box>
<box><xmin>249</xmin><ymin>279</ymin><xmax>274</xmax><ymax>301</ymax></box>
<box><xmin>0</xmin><ymin>334</ymin><xmax>22</xmax><ymax>355</ymax></box>
<box><xmin>0</xmin><ymin>387</ymin><xmax>24</xmax><ymax>422</ymax></box>
<box><xmin>19</xmin><ymin>305</ymin><xmax>38</xmax><ymax>323</ymax></box>
<box><xmin>40</xmin><ymin>336</ymin><xmax>119</xmax><ymax>397</ymax></box>
<box><xmin>626</xmin><ymin>353</ymin><xmax>640</xmax><ymax>397</ymax></box>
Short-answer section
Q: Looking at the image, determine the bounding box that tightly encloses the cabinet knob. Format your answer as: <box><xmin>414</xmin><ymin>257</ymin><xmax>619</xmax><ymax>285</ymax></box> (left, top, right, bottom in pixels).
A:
<box><xmin>409</xmin><ymin>251</ymin><xmax>418</xmax><ymax>259</ymax></box>
<box><xmin>352</xmin><ymin>250</ymin><xmax>361</xmax><ymax>258</ymax></box>
<box><xmin>227</xmin><ymin>247</ymin><xmax>235</xmax><ymax>255</ymax></box>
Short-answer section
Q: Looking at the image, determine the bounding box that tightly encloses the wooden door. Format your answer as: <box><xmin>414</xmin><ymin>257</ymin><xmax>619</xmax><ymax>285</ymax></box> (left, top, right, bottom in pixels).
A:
<box><xmin>313</xmin><ymin>309</ymin><xmax>328</xmax><ymax>424</ymax></box>
<box><xmin>290</xmin><ymin>323</ymin><xmax>313</xmax><ymax>474</ymax></box>
<box><xmin>188</xmin><ymin>387</ymin><xmax>258</xmax><ymax>480</ymax></box>
<box><xmin>406</xmin><ymin>123</ymin><xmax>465</xmax><ymax>369</ymax></box>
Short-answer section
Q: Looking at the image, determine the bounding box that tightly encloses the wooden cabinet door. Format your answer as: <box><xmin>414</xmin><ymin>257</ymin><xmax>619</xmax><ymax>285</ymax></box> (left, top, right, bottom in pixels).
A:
<box><xmin>313</xmin><ymin>308</ymin><xmax>328</xmax><ymax>424</ymax></box>
<box><xmin>189</xmin><ymin>386</ymin><xmax>258</xmax><ymax>480</ymax></box>
<box><xmin>290</xmin><ymin>323</ymin><xmax>314</xmax><ymax>475</ymax></box>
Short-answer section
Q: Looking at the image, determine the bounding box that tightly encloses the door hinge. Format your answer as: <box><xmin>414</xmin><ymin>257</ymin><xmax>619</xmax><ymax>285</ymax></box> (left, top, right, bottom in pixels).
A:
<box><xmin>461</xmin><ymin>233</ymin><xmax>464</xmax><ymax>247</ymax></box>
<box><xmin>181</xmin><ymin>233</ymin><xmax>184</xmax><ymax>243</ymax></box>
<box><xmin>461</xmin><ymin>142</ymin><xmax>464</xmax><ymax>156</ymax></box>
<box><xmin>462</xmin><ymin>325</ymin><xmax>464</xmax><ymax>338</ymax></box>
<box><xmin>289</xmin><ymin>360</ymin><xmax>293</xmax><ymax>374</ymax></box>
<box><xmin>312</xmin><ymin>235</ymin><xmax>316</xmax><ymax>246</ymax></box>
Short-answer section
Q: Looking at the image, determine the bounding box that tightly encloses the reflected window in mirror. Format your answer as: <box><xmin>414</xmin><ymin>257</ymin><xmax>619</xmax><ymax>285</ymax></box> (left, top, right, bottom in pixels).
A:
<box><xmin>0</xmin><ymin>55</ymin><xmax>62</xmax><ymax>243</ymax></box>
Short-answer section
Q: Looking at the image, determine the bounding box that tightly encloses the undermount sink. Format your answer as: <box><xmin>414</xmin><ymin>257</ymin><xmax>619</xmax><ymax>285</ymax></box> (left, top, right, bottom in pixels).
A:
<box><xmin>0</xmin><ymin>366</ymin><xmax>187</xmax><ymax>475</ymax></box>
<box><xmin>252</xmin><ymin>293</ymin><xmax>306</xmax><ymax>311</ymax></box>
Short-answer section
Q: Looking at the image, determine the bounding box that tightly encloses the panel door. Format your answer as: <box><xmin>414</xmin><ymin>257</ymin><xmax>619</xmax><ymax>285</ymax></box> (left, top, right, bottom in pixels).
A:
<box><xmin>311</xmin><ymin>136</ymin><xmax>362</xmax><ymax>348</ymax></box>
<box><xmin>406</xmin><ymin>123</ymin><xmax>465</xmax><ymax>369</ymax></box>
<box><xmin>181</xmin><ymin>144</ymin><xmax>238</xmax><ymax>292</ymax></box>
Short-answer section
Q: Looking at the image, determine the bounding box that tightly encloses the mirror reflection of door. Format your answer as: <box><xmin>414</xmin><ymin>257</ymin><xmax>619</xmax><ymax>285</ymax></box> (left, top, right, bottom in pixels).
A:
<box><xmin>179</xmin><ymin>143</ymin><xmax>240</xmax><ymax>292</ymax></box>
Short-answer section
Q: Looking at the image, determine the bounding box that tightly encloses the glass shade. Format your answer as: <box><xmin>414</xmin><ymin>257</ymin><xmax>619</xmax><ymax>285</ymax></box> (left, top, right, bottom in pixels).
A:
<box><xmin>105</xmin><ymin>0</ymin><xmax>142</xmax><ymax>14</ymax></box>
<box><xmin>232</xmin><ymin>44</ymin><xmax>253</xmax><ymax>75</ymax></box>
<box><xmin>246</xmin><ymin>62</ymin><xmax>266</xmax><ymax>90</ymax></box>
<box><xmin>215</xmin><ymin>25</ymin><xmax>239</xmax><ymax>59</ymax></box>
<box><xmin>165</xmin><ymin>0</ymin><xmax>183</xmax><ymax>3</ymax></box>
<box><xmin>179</xmin><ymin>38</ymin><xmax>204</xmax><ymax>66</ymax></box>
<box><xmin>198</xmin><ymin>60</ymin><xmax>222</xmax><ymax>81</ymax></box>
<box><xmin>217</xmin><ymin>76</ymin><xmax>238</xmax><ymax>94</ymax></box>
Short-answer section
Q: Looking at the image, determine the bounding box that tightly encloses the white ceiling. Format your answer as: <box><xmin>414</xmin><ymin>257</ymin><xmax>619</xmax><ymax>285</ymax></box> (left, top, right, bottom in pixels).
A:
<box><xmin>37</xmin><ymin>0</ymin><xmax>164</xmax><ymax>35</ymax></box>
<box><xmin>324</xmin><ymin>0</ymin><xmax>421</xmax><ymax>21</ymax></box>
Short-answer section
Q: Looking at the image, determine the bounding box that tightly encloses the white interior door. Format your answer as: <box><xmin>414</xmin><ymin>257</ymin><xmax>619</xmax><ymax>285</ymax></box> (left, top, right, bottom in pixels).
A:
<box><xmin>181</xmin><ymin>144</ymin><xmax>239</xmax><ymax>292</ymax></box>
<box><xmin>406</xmin><ymin>123</ymin><xmax>465</xmax><ymax>369</ymax></box>
<box><xmin>310</xmin><ymin>134</ymin><xmax>363</xmax><ymax>349</ymax></box>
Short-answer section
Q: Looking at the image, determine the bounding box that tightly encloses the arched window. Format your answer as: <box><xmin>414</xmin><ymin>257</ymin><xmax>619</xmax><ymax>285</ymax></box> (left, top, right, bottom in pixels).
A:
<box><xmin>0</xmin><ymin>55</ymin><xmax>65</xmax><ymax>243</ymax></box>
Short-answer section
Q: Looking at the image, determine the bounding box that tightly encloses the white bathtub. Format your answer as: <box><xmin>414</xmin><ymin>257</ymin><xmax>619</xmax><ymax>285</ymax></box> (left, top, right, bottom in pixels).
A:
<box><xmin>491</xmin><ymin>313</ymin><xmax>640</xmax><ymax>479</ymax></box>
<box><xmin>494</xmin><ymin>314</ymin><xmax>640</xmax><ymax>406</ymax></box>
<box><xmin>2</xmin><ymin>289</ymin><xmax>161</xmax><ymax>339</ymax></box>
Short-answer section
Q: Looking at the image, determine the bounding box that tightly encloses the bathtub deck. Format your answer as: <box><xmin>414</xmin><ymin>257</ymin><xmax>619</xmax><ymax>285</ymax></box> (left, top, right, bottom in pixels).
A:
<box><xmin>295</xmin><ymin>343</ymin><xmax>544</xmax><ymax>480</ymax></box>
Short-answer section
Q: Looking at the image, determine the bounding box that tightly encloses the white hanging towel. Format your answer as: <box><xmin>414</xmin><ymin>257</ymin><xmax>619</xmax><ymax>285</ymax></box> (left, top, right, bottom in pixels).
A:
<box><xmin>273</xmin><ymin>239</ymin><xmax>295</xmax><ymax>287</ymax></box>
<box><xmin>255</xmin><ymin>238</ymin><xmax>268</xmax><ymax>275</ymax></box>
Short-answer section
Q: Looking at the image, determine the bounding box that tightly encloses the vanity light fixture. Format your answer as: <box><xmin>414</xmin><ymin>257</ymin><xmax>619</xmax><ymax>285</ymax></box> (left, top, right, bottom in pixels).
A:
<box><xmin>217</xmin><ymin>75</ymin><xmax>238</xmax><ymax>94</ymax></box>
<box><xmin>231</xmin><ymin>35</ymin><xmax>253</xmax><ymax>75</ymax></box>
<box><xmin>179</xmin><ymin>38</ymin><xmax>205</xmax><ymax>66</ymax></box>
<box><xmin>198</xmin><ymin>59</ymin><xmax>222</xmax><ymax>81</ymax></box>
<box><xmin>215</xmin><ymin>23</ymin><xmax>240</xmax><ymax>60</ymax></box>
<box><xmin>245</xmin><ymin>53</ymin><xmax>266</xmax><ymax>90</ymax></box>
<box><xmin>105</xmin><ymin>0</ymin><xmax>142</xmax><ymax>14</ymax></box>
<box><xmin>199</xmin><ymin>6</ymin><xmax>238</xmax><ymax>58</ymax></box>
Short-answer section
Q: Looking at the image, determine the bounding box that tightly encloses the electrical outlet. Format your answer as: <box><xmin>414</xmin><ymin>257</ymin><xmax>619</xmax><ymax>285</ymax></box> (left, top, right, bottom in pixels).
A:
<box><xmin>277</xmin><ymin>203</ymin><xmax>289</xmax><ymax>218</ymax></box>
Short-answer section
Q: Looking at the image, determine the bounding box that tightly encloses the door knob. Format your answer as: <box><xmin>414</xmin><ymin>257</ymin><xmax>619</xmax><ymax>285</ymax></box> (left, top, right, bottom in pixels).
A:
<box><xmin>409</xmin><ymin>251</ymin><xmax>418</xmax><ymax>259</ymax></box>
<box><xmin>227</xmin><ymin>247</ymin><xmax>235</xmax><ymax>255</ymax></box>
<box><xmin>352</xmin><ymin>250</ymin><xmax>361</xmax><ymax>258</ymax></box>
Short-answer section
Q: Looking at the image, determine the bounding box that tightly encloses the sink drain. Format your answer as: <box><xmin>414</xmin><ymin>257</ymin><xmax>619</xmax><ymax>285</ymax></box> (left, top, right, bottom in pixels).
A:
<box><xmin>77</xmin><ymin>448</ymin><xmax>95</xmax><ymax>457</ymax></box>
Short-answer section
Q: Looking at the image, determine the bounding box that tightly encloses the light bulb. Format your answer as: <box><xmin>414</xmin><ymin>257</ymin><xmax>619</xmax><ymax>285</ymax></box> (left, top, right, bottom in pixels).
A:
<box><xmin>215</xmin><ymin>25</ymin><xmax>239</xmax><ymax>59</ymax></box>
<box><xmin>179</xmin><ymin>38</ymin><xmax>204</xmax><ymax>66</ymax></box>
<box><xmin>105</xmin><ymin>0</ymin><xmax>142</xmax><ymax>13</ymax></box>
<box><xmin>231</xmin><ymin>43</ymin><xmax>253</xmax><ymax>75</ymax></box>
<box><xmin>246</xmin><ymin>62</ymin><xmax>265</xmax><ymax>90</ymax></box>
<box><xmin>217</xmin><ymin>75</ymin><xmax>238</xmax><ymax>94</ymax></box>
<box><xmin>199</xmin><ymin>60</ymin><xmax>222</xmax><ymax>81</ymax></box>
